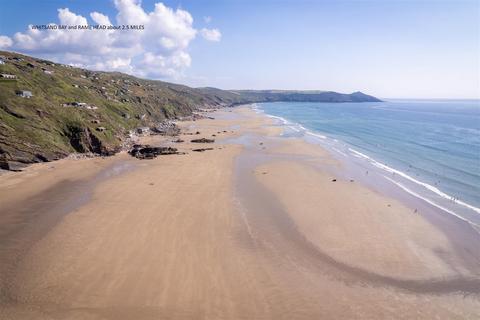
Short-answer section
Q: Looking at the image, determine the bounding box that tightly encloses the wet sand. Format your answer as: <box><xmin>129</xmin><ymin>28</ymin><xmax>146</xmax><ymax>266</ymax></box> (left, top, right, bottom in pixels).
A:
<box><xmin>0</xmin><ymin>106</ymin><xmax>479</xmax><ymax>319</ymax></box>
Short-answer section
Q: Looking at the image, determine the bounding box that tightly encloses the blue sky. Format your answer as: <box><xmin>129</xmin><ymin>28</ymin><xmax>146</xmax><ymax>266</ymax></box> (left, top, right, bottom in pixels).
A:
<box><xmin>0</xmin><ymin>0</ymin><xmax>478</xmax><ymax>99</ymax></box>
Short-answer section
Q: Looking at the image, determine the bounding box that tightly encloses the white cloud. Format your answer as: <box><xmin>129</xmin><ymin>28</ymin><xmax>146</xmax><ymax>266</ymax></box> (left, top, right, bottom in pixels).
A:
<box><xmin>204</xmin><ymin>16</ymin><xmax>212</xmax><ymax>24</ymax></box>
<box><xmin>90</xmin><ymin>11</ymin><xmax>112</xmax><ymax>26</ymax></box>
<box><xmin>200</xmin><ymin>28</ymin><xmax>221</xmax><ymax>42</ymax></box>
<box><xmin>0</xmin><ymin>0</ymin><xmax>221</xmax><ymax>79</ymax></box>
<box><xmin>0</xmin><ymin>35</ymin><xmax>13</xmax><ymax>48</ymax></box>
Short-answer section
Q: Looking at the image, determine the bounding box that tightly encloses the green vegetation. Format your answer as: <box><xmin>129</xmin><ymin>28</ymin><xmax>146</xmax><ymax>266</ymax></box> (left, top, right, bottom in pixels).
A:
<box><xmin>0</xmin><ymin>51</ymin><xmax>244</xmax><ymax>170</ymax></box>
<box><xmin>230</xmin><ymin>90</ymin><xmax>382</xmax><ymax>103</ymax></box>
<box><xmin>0</xmin><ymin>51</ymin><xmax>380</xmax><ymax>170</ymax></box>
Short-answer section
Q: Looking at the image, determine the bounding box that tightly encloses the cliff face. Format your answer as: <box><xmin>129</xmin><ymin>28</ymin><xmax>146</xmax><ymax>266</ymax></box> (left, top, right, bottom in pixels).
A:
<box><xmin>0</xmin><ymin>51</ymin><xmax>381</xmax><ymax>171</ymax></box>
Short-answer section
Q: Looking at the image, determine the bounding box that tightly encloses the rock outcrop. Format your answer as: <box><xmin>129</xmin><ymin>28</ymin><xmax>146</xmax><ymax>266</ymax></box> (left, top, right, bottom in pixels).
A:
<box><xmin>192</xmin><ymin>148</ymin><xmax>214</xmax><ymax>152</ymax></box>
<box><xmin>129</xmin><ymin>144</ymin><xmax>179</xmax><ymax>159</ymax></box>
<box><xmin>191</xmin><ymin>138</ymin><xmax>215</xmax><ymax>143</ymax></box>
<box><xmin>151</xmin><ymin>122</ymin><xmax>180</xmax><ymax>136</ymax></box>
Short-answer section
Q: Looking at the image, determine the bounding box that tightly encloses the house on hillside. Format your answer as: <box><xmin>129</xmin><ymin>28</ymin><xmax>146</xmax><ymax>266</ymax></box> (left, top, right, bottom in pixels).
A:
<box><xmin>42</xmin><ymin>68</ymin><xmax>54</xmax><ymax>74</ymax></box>
<box><xmin>62</xmin><ymin>102</ymin><xmax>98</xmax><ymax>110</ymax></box>
<box><xmin>16</xmin><ymin>90</ymin><xmax>33</xmax><ymax>98</ymax></box>
<box><xmin>68</xmin><ymin>102</ymin><xmax>86</xmax><ymax>107</ymax></box>
<box><xmin>62</xmin><ymin>102</ymin><xmax>87</xmax><ymax>108</ymax></box>
<box><xmin>0</xmin><ymin>59</ymin><xmax>5</xmax><ymax>65</ymax></box>
<box><xmin>0</xmin><ymin>74</ymin><xmax>16</xmax><ymax>79</ymax></box>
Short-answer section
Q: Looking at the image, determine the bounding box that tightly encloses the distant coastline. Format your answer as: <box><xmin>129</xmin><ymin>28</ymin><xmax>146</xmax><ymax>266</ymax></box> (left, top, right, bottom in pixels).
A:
<box><xmin>0</xmin><ymin>50</ymin><xmax>381</xmax><ymax>171</ymax></box>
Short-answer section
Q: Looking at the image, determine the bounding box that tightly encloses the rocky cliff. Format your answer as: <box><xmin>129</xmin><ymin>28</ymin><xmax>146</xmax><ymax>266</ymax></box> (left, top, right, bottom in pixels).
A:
<box><xmin>0</xmin><ymin>51</ymin><xmax>381</xmax><ymax>171</ymax></box>
<box><xmin>0</xmin><ymin>51</ymin><xmax>244</xmax><ymax>170</ymax></box>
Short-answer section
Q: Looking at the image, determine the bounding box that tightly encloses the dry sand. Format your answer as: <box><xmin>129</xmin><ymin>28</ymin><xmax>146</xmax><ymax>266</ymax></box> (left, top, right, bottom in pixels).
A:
<box><xmin>0</xmin><ymin>106</ymin><xmax>479</xmax><ymax>319</ymax></box>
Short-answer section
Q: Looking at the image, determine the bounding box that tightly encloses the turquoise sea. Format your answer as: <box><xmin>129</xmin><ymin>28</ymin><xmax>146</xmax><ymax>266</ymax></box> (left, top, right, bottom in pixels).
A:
<box><xmin>255</xmin><ymin>100</ymin><xmax>480</xmax><ymax>226</ymax></box>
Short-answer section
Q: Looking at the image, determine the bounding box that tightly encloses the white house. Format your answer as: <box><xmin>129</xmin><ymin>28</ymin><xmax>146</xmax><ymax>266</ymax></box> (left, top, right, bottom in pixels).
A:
<box><xmin>1</xmin><ymin>74</ymin><xmax>16</xmax><ymax>79</ymax></box>
<box><xmin>62</xmin><ymin>102</ymin><xmax>98</xmax><ymax>110</ymax></box>
<box><xmin>16</xmin><ymin>90</ymin><xmax>33</xmax><ymax>98</ymax></box>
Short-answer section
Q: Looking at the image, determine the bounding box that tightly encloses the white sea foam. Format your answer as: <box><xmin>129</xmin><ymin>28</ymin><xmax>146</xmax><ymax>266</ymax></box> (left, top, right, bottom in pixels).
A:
<box><xmin>384</xmin><ymin>176</ymin><xmax>479</xmax><ymax>228</ymax></box>
<box><xmin>264</xmin><ymin>113</ymin><xmax>305</xmax><ymax>134</ymax></box>
<box><xmin>349</xmin><ymin>148</ymin><xmax>480</xmax><ymax>215</ymax></box>
<box><xmin>253</xmin><ymin>106</ymin><xmax>322</xmax><ymax>138</ymax></box>
<box><xmin>265</xmin><ymin>114</ymin><xmax>289</xmax><ymax>125</ymax></box>
<box><xmin>254</xmin><ymin>104</ymin><xmax>480</xmax><ymax>221</ymax></box>
<box><xmin>251</xmin><ymin>103</ymin><xmax>263</xmax><ymax>113</ymax></box>
<box><xmin>305</xmin><ymin>131</ymin><xmax>327</xmax><ymax>139</ymax></box>
<box><xmin>298</xmin><ymin>124</ymin><xmax>308</xmax><ymax>131</ymax></box>
<box><xmin>288</xmin><ymin>125</ymin><xmax>301</xmax><ymax>132</ymax></box>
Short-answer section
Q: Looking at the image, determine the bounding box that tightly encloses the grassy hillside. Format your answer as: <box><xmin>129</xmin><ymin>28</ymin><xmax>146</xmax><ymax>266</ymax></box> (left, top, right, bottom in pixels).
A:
<box><xmin>0</xmin><ymin>51</ymin><xmax>381</xmax><ymax>171</ymax></box>
<box><xmin>0</xmin><ymin>51</ymin><xmax>244</xmax><ymax>170</ymax></box>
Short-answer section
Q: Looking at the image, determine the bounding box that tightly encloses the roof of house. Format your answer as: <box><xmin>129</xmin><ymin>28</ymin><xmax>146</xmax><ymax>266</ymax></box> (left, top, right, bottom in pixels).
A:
<box><xmin>16</xmin><ymin>90</ymin><xmax>33</xmax><ymax>96</ymax></box>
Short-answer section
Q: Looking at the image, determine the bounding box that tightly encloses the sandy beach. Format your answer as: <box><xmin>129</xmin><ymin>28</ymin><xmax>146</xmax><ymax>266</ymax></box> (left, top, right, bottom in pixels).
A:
<box><xmin>0</xmin><ymin>106</ymin><xmax>479</xmax><ymax>319</ymax></box>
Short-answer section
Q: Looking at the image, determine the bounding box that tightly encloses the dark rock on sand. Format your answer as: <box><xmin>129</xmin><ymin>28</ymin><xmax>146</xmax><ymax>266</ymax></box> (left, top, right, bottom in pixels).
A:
<box><xmin>0</xmin><ymin>159</ymin><xmax>29</xmax><ymax>171</ymax></box>
<box><xmin>192</xmin><ymin>148</ymin><xmax>214</xmax><ymax>152</ymax></box>
<box><xmin>129</xmin><ymin>144</ymin><xmax>179</xmax><ymax>159</ymax></box>
<box><xmin>0</xmin><ymin>144</ymin><xmax>65</xmax><ymax>171</ymax></box>
<box><xmin>190</xmin><ymin>138</ymin><xmax>215</xmax><ymax>143</ymax></box>
<box><xmin>191</xmin><ymin>138</ymin><xmax>215</xmax><ymax>143</ymax></box>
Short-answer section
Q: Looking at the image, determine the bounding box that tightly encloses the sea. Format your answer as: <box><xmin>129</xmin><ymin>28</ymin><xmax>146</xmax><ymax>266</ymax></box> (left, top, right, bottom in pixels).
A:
<box><xmin>254</xmin><ymin>100</ymin><xmax>480</xmax><ymax>226</ymax></box>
